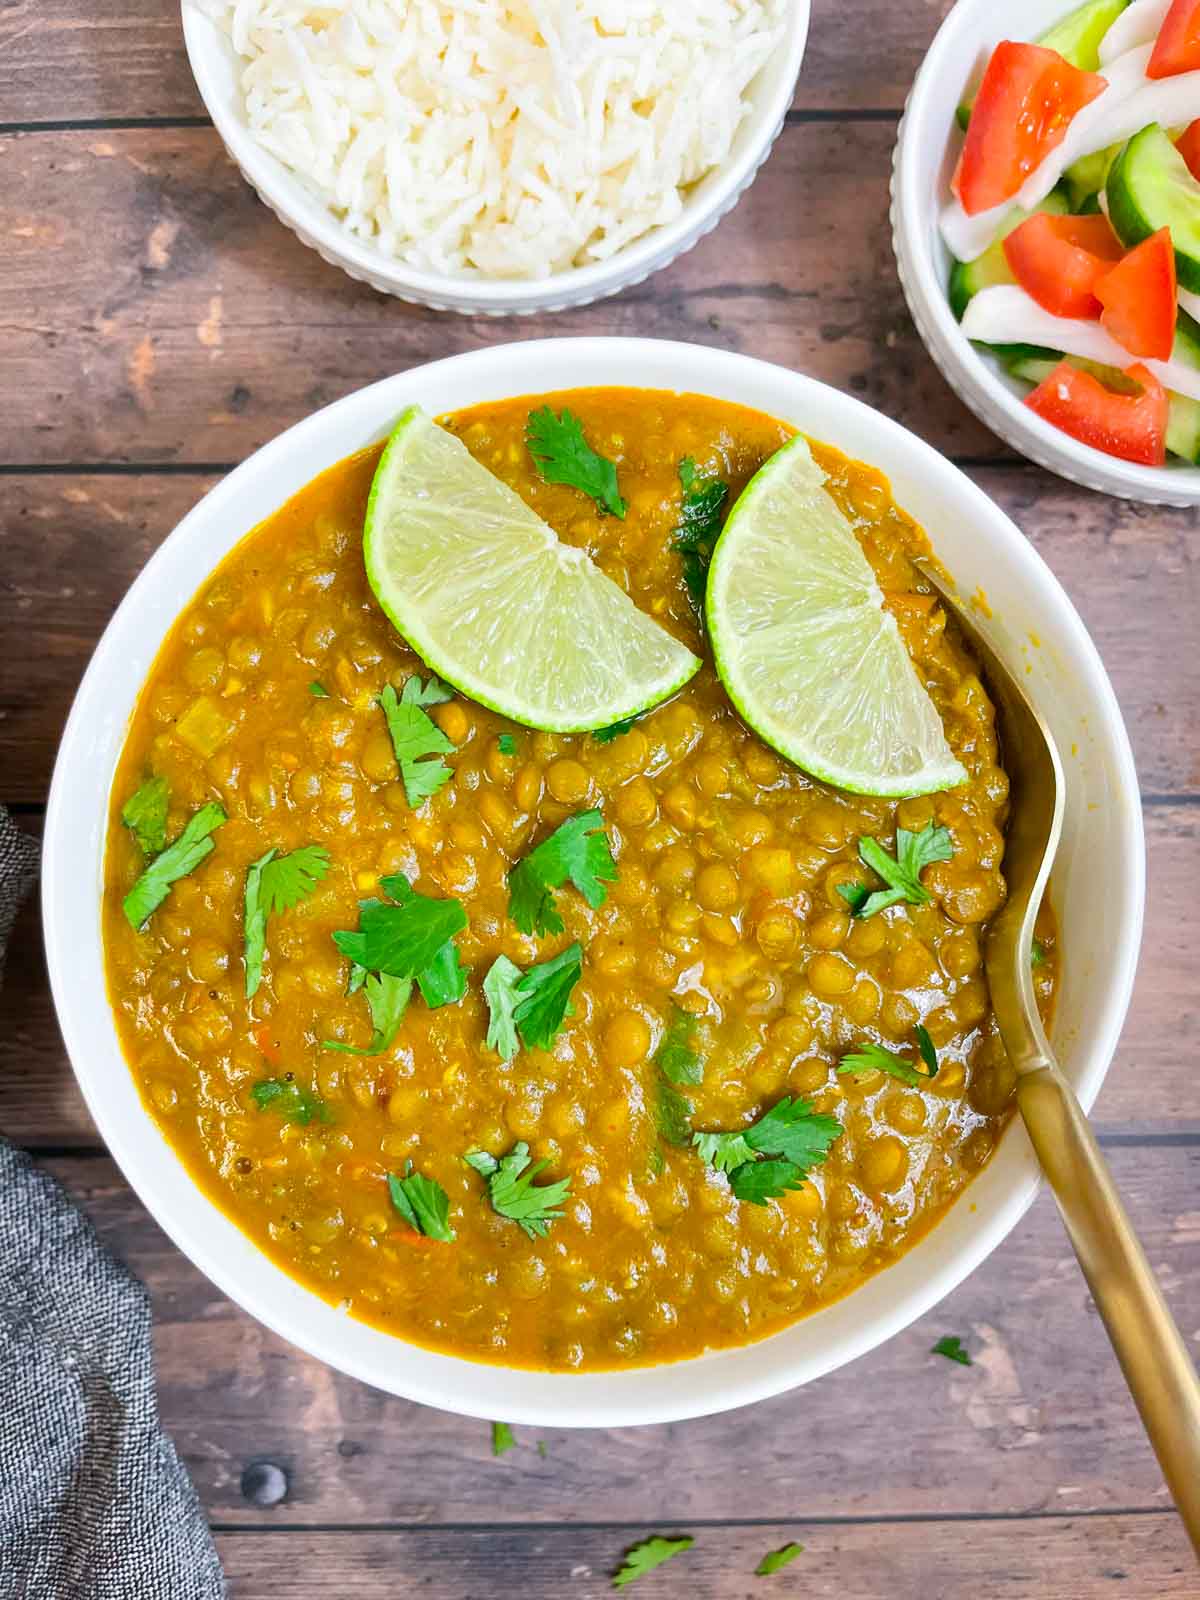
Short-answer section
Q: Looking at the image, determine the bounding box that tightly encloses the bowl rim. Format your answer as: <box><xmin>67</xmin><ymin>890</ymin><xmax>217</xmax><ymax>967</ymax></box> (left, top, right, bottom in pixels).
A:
<box><xmin>43</xmin><ymin>336</ymin><xmax>1145</xmax><ymax>1426</ymax></box>
<box><xmin>180</xmin><ymin>0</ymin><xmax>812</xmax><ymax>313</ymax></box>
<box><xmin>890</xmin><ymin>0</ymin><xmax>1200</xmax><ymax>507</ymax></box>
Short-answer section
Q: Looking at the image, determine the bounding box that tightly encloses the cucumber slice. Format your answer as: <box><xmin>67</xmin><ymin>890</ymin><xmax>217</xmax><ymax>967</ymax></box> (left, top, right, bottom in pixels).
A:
<box><xmin>1107</xmin><ymin>123</ymin><xmax>1200</xmax><ymax>293</ymax></box>
<box><xmin>1006</xmin><ymin>351</ymin><xmax>1200</xmax><ymax>461</ymax></box>
<box><xmin>1166</xmin><ymin>393</ymin><xmax>1200</xmax><ymax>461</ymax></box>
<box><xmin>947</xmin><ymin>190</ymin><xmax>1071</xmax><ymax>320</ymax></box>
<box><xmin>1062</xmin><ymin>141</ymin><xmax>1123</xmax><ymax>212</ymax></box>
<box><xmin>1172</xmin><ymin>306</ymin><xmax>1200</xmax><ymax>372</ymax></box>
<box><xmin>956</xmin><ymin>0</ymin><xmax>1129</xmax><ymax>129</ymax></box>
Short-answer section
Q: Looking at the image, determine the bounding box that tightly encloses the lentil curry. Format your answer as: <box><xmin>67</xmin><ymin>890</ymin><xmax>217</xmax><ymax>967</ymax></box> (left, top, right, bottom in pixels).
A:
<box><xmin>102</xmin><ymin>389</ymin><xmax>1058</xmax><ymax>1371</ymax></box>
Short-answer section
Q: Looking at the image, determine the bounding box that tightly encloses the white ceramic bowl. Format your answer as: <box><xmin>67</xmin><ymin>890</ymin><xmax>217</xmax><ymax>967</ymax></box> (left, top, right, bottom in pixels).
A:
<box><xmin>892</xmin><ymin>0</ymin><xmax>1200</xmax><ymax>507</ymax></box>
<box><xmin>44</xmin><ymin>337</ymin><xmax>1144</xmax><ymax>1427</ymax></box>
<box><xmin>181</xmin><ymin>2</ymin><xmax>810</xmax><ymax>316</ymax></box>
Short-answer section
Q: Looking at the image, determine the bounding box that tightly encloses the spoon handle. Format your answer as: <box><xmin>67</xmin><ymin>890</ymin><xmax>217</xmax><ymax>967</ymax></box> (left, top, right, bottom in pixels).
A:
<box><xmin>1017</xmin><ymin>1063</ymin><xmax>1200</xmax><ymax>1557</ymax></box>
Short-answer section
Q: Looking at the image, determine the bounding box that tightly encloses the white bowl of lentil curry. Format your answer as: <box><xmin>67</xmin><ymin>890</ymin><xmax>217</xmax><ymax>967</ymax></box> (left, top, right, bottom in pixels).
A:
<box><xmin>44</xmin><ymin>338</ymin><xmax>1143</xmax><ymax>1426</ymax></box>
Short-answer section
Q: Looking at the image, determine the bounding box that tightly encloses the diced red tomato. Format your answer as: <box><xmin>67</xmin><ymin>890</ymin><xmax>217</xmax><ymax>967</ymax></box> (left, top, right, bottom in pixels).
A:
<box><xmin>1178</xmin><ymin>119</ymin><xmax>1200</xmax><ymax>181</ymax></box>
<box><xmin>1147</xmin><ymin>0</ymin><xmax>1200</xmax><ymax>79</ymax></box>
<box><xmin>1025</xmin><ymin>361</ymin><xmax>1168</xmax><ymax>464</ymax></box>
<box><xmin>952</xmin><ymin>42</ymin><xmax>1107</xmax><ymax>215</ymax></box>
<box><xmin>1095</xmin><ymin>228</ymin><xmax>1177</xmax><ymax>360</ymax></box>
<box><xmin>252</xmin><ymin>1021</ymin><xmax>283</xmax><ymax>1064</ymax></box>
<box><xmin>1002</xmin><ymin>212</ymin><xmax>1124</xmax><ymax>318</ymax></box>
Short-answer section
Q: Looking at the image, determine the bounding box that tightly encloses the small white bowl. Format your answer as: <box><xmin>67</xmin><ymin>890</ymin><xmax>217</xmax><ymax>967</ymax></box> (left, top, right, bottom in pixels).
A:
<box><xmin>892</xmin><ymin>0</ymin><xmax>1200</xmax><ymax>507</ymax></box>
<box><xmin>44</xmin><ymin>337</ymin><xmax>1143</xmax><ymax>1427</ymax></box>
<box><xmin>181</xmin><ymin>2</ymin><xmax>810</xmax><ymax>316</ymax></box>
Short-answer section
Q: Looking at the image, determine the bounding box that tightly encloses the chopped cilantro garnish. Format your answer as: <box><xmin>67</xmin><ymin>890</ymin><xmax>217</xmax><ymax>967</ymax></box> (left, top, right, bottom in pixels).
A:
<box><xmin>416</xmin><ymin>938</ymin><xmax>468</xmax><ymax>1008</ymax></box>
<box><xmin>655</xmin><ymin>1005</ymin><xmax>704</xmax><ymax>1086</ymax></box>
<box><xmin>932</xmin><ymin>1334</ymin><xmax>972</xmax><ymax>1366</ymax></box>
<box><xmin>837</xmin><ymin>822</ymin><xmax>953</xmax><ymax>918</ymax></box>
<box><xmin>756</xmin><ymin>1542</ymin><xmax>804</xmax><ymax>1576</ymax></box>
<box><xmin>839</xmin><ymin>1027</ymin><xmax>938</xmax><ymax>1088</ymax></box>
<box><xmin>507</xmin><ymin>810</ymin><xmax>617</xmax><ymax>937</ymax></box>
<box><xmin>380</xmin><ymin>682</ymin><xmax>454</xmax><ymax>806</ymax></box>
<box><xmin>491</xmin><ymin>1422</ymin><xmax>516</xmax><ymax>1457</ymax></box>
<box><xmin>465</xmin><ymin>1142</ymin><xmax>571</xmax><ymax>1239</ymax></box>
<box><xmin>513</xmin><ymin>943</ymin><xmax>583</xmax><ymax>1051</ymax></box>
<box><xmin>525</xmin><ymin>405</ymin><xmax>625</xmax><ymax>517</ymax></box>
<box><xmin>400</xmin><ymin>673</ymin><xmax>453</xmax><ymax>707</ymax></box>
<box><xmin>612</xmin><ymin>1536</ymin><xmax>694</xmax><ymax>1589</ymax></box>
<box><xmin>243</xmin><ymin>844</ymin><xmax>332</xmax><ymax>998</ymax></box>
<box><xmin>1031</xmin><ymin>938</ymin><xmax>1047</xmax><ymax>968</ymax></box>
<box><xmin>387</xmin><ymin>1164</ymin><xmax>455</xmax><ymax>1241</ymax></box>
<box><xmin>121</xmin><ymin>776</ymin><xmax>169</xmax><ymax>857</ymax></box>
<box><xmin>322</xmin><ymin>972</ymin><xmax>412</xmax><ymax>1056</ymax></box>
<box><xmin>654</xmin><ymin>1075</ymin><xmax>693</xmax><ymax>1148</ymax></box>
<box><xmin>122</xmin><ymin>801</ymin><xmax>226</xmax><ymax>930</ymax></box>
<box><xmin>592</xmin><ymin>715</ymin><xmax>639</xmax><ymax>744</ymax></box>
<box><xmin>673</xmin><ymin>456</ymin><xmax>728</xmax><ymax>612</ymax></box>
<box><xmin>693</xmin><ymin>1096</ymin><xmax>842</xmax><ymax>1205</ymax></box>
<box><xmin>308</xmin><ymin>681</ymin><xmax>330</xmax><ymax>698</ymax></box>
<box><xmin>332</xmin><ymin>874</ymin><xmax>467</xmax><ymax>980</ymax></box>
<box><xmin>482</xmin><ymin>955</ymin><xmax>522</xmax><ymax>1060</ymax></box>
<box><xmin>498</xmin><ymin>733</ymin><xmax>518</xmax><ymax>755</ymax></box>
<box><xmin>250</xmin><ymin>1077</ymin><xmax>329</xmax><ymax>1126</ymax></box>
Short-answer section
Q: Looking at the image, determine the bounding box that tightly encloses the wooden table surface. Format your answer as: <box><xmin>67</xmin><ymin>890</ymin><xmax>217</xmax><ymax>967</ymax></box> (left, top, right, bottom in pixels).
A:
<box><xmin>2</xmin><ymin>2</ymin><xmax>1198</xmax><ymax>1594</ymax></box>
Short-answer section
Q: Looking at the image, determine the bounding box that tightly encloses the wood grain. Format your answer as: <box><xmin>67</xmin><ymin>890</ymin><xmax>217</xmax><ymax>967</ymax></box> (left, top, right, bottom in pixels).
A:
<box><xmin>38</xmin><ymin>1147</ymin><xmax>1200</xmax><ymax>1528</ymax></box>
<box><xmin>0</xmin><ymin>122</ymin><xmax>1002</xmax><ymax>468</ymax></box>
<box><xmin>0</xmin><ymin>0</ymin><xmax>952</xmax><ymax>124</ymax></box>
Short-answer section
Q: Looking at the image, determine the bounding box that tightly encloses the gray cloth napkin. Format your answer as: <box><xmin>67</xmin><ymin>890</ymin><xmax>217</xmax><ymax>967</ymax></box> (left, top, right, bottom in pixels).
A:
<box><xmin>0</xmin><ymin>807</ymin><xmax>225</xmax><ymax>1599</ymax></box>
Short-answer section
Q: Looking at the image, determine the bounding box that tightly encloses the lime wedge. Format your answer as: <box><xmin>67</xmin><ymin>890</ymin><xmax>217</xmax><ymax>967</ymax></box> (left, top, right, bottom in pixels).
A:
<box><xmin>706</xmin><ymin>436</ymin><xmax>967</xmax><ymax>798</ymax></box>
<box><xmin>363</xmin><ymin>406</ymin><xmax>701</xmax><ymax>732</ymax></box>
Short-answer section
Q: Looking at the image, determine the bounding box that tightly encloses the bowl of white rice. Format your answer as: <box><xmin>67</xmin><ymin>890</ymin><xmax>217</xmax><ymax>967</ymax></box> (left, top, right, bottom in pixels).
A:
<box><xmin>183</xmin><ymin>0</ymin><xmax>809</xmax><ymax>315</ymax></box>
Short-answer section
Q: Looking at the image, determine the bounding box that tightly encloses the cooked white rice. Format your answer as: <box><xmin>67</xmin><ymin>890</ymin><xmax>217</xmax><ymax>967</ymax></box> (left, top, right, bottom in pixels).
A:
<box><xmin>194</xmin><ymin>0</ymin><xmax>787</xmax><ymax>280</ymax></box>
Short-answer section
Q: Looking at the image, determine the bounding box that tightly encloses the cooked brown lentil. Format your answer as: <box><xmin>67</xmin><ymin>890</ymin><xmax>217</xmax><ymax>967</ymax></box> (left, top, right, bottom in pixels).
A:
<box><xmin>102</xmin><ymin>388</ymin><xmax>1058</xmax><ymax>1371</ymax></box>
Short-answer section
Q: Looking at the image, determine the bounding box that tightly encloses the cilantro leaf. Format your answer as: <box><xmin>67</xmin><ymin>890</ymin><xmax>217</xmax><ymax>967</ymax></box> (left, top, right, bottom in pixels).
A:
<box><xmin>121</xmin><ymin>776</ymin><xmax>169</xmax><ymax>857</ymax></box>
<box><xmin>694</xmin><ymin>1096</ymin><xmax>843</xmax><ymax>1202</ymax></box>
<box><xmin>839</xmin><ymin>822</ymin><xmax>954</xmax><ymax>919</ymax></box>
<box><xmin>483</xmin><ymin>955</ymin><xmax>523</xmax><ymax>1061</ymax></box>
<box><xmin>1031</xmin><ymin>938</ymin><xmax>1047</xmax><ymax>968</ymax></box>
<box><xmin>730</xmin><ymin>1158</ymin><xmax>806</xmax><ymax>1205</ymax></box>
<box><xmin>387</xmin><ymin>1164</ymin><xmax>455</xmax><ymax>1241</ymax></box>
<box><xmin>417</xmin><ymin>938</ymin><xmax>468</xmax><ymax>1008</ymax></box>
<box><xmin>122</xmin><ymin>801</ymin><xmax>226</xmax><ymax>930</ymax></box>
<box><xmin>243</xmin><ymin>844</ymin><xmax>332</xmax><ymax>998</ymax></box>
<box><xmin>491</xmin><ymin>1422</ymin><xmax>516</xmax><ymax>1457</ymax></box>
<box><xmin>332</xmin><ymin>877</ymin><xmax>467</xmax><ymax>980</ymax></box>
<box><xmin>525</xmin><ymin>406</ymin><xmax>625</xmax><ymax>517</ymax></box>
<box><xmin>465</xmin><ymin>1141</ymin><xmax>571</xmax><ymax>1239</ymax></box>
<box><xmin>309</xmin><ymin>681</ymin><xmax>329</xmax><ymax>698</ymax></box>
<box><xmin>654</xmin><ymin>1076</ymin><xmax>693</xmax><ymax>1148</ymax></box>
<box><xmin>380</xmin><ymin>682</ymin><xmax>455</xmax><ymax>807</ymax></box>
<box><xmin>251</xmin><ymin>1077</ymin><xmax>329</xmax><ymax>1126</ymax></box>
<box><xmin>507</xmin><ymin>810</ymin><xmax>618</xmax><ymax>936</ymax></box>
<box><xmin>915</xmin><ymin>1023</ymin><xmax>939</xmax><ymax>1077</ymax></box>
<box><xmin>932</xmin><ymin>1334</ymin><xmax>972</xmax><ymax>1366</ymax></box>
<box><xmin>839</xmin><ymin>1028</ymin><xmax>938</xmax><ymax>1089</ymax></box>
<box><xmin>612</xmin><ymin>1536</ymin><xmax>693</xmax><ymax>1589</ymax></box>
<box><xmin>692</xmin><ymin>1131</ymin><xmax>756</xmax><ymax>1174</ymax></box>
<box><xmin>322</xmin><ymin>972</ymin><xmax>412</xmax><ymax>1055</ymax></box>
<box><xmin>592</xmin><ymin>715</ymin><xmax>639</xmax><ymax>744</ymax></box>
<box><xmin>656</xmin><ymin>1005</ymin><xmax>705</xmax><ymax>1086</ymax></box>
<box><xmin>745</xmin><ymin>1096</ymin><xmax>844</xmax><ymax>1174</ymax></box>
<box><xmin>756</xmin><ymin>1542</ymin><xmax>804</xmax><ymax>1577</ymax></box>
<box><xmin>513</xmin><ymin>943</ymin><xmax>582</xmax><ymax>1051</ymax></box>
<box><xmin>673</xmin><ymin>456</ymin><xmax>728</xmax><ymax>612</ymax></box>
<box><xmin>400</xmin><ymin>673</ymin><xmax>453</xmax><ymax>708</ymax></box>
<box><xmin>498</xmin><ymin>733</ymin><xmax>518</xmax><ymax>755</ymax></box>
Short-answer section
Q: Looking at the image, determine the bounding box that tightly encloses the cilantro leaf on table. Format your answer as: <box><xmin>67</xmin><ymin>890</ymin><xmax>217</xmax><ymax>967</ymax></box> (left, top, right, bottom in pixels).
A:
<box><xmin>482</xmin><ymin>955</ymin><xmax>523</xmax><ymax>1061</ymax></box>
<box><xmin>612</xmin><ymin>1536</ymin><xmax>694</xmax><ymax>1589</ymax></box>
<box><xmin>693</xmin><ymin>1096</ymin><xmax>842</xmax><ymax>1205</ymax></box>
<box><xmin>513</xmin><ymin>943</ymin><xmax>583</xmax><ymax>1051</ymax></box>
<box><xmin>655</xmin><ymin>1004</ymin><xmax>704</xmax><ymax>1086</ymax></box>
<box><xmin>839</xmin><ymin>1028</ymin><xmax>938</xmax><ymax>1089</ymax></box>
<box><xmin>243</xmin><ymin>843</ymin><xmax>332</xmax><ymax>998</ymax></box>
<box><xmin>251</xmin><ymin>1077</ymin><xmax>329</xmax><ymax>1126</ymax></box>
<box><xmin>932</xmin><ymin>1334</ymin><xmax>972</xmax><ymax>1366</ymax></box>
<box><xmin>756</xmin><ymin>1542</ymin><xmax>804</xmax><ymax>1577</ymax></box>
<box><xmin>121</xmin><ymin>775</ymin><xmax>169</xmax><ymax>857</ymax></box>
<box><xmin>491</xmin><ymin>1422</ymin><xmax>516</xmax><ymax>1457</ymax></box>
<box><xmin>507</xmin><ymin>810</ymin><xmax>618</xmax><ymax>936</ymax></box>
<box><xmin>465</xmin><ymin>1141</ymin><xmax>571</xmax><ymax>1239</ymax></box>
<box><xmin>122</xmin><ymin>801</ymin><xmax>226</xmax><ymax>931</ymax></box>
<box><xmin>525</xmin><ymin>406</ymin><xmax>626</xmax><ymax>517</ymax></box>
<box><xmin>309</xmin><ymin>681</ymin><xmax>330</xmax><ymax>698</ymax></box>
<box><xmin>387</xmin><ymin>1164</ymin><xmax>455</xmax><ymax>1241</ymax></box>
<box><xmin>400</xmin><ymin>673</ymin><xmax>454</xmax><ymax>708</ymax></box>
<box><xmin>417</xmin><ymin>938</ymin><xmax>468</xmax><ymax>1008</ymax></box>
<box><xmin>673</xmin><ymin>455</ymin><xmax>728</xmax><ymax>612</ymax></box>
<box><xmin>332</xmin><ymin>876</ymin><xmax>467</xmax><ymax>980</ymax></box>
<box><xmin>837</xmin><ymin>821</ymin><xmax>954</xmax><ymax>918</ymax></box>
<box><xmin>380</xmin><ymin>682</ymin><xmax>455</xmax><ymax>807</ymax></box>
<box><xmin>592</xmin><ymin>715</ymin><xmax>639</xmax><ymax>744</ymax></box>
<box><xmin>498</xmin><ymin>733</ymin><xmax>518</xmax><ymax>755</ymax></box>
<box><xmin>322</xmin><ymin>972</ymin><xmax>412</xmax><ymax>1056</ymax></box>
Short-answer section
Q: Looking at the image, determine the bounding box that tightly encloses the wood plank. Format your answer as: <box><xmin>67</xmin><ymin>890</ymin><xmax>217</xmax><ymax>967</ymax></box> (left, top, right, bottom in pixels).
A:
<box><xmin>0</xmin><ymin>1</ymin><xmax>952</xmax><ymax>124</ymax></box>
<box><xmin>209</xmin><ymin>1519</ymin><xmax>1193</xmax><ymax>1597</ymax></box>
<box><xmin>0</xmin><ymin>123</ymin><xmax>1001</xmax><ymax>469</ymax></box>
<box><xmin>33</xmin><ymin>1142</ymin><xmax>1200</xmax><ymax>1528</ymax></box>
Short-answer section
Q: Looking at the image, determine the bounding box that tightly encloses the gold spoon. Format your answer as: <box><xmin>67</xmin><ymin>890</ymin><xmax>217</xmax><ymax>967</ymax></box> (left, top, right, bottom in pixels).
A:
<box><xmin>916</xmin><ymin>559</ymin><xmax>1200</xmax><ymax>1556</ymax></box>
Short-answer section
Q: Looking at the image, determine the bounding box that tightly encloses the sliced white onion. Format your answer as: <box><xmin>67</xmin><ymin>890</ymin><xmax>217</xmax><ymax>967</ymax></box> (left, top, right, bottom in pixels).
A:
<box><xmin>960</xmin><ymin>283</ymin><xmax>1200</xmax><ymax>401</ymax></box>
<box><xmin>1098</xmin><ymin>0</ymin><xmax>1172</xmax><ymax>65</ymax></box>
<box><xmin>1180</xmin><ymin>287</ymin><xmax>1200</xmax><ymax>322</ymax></box>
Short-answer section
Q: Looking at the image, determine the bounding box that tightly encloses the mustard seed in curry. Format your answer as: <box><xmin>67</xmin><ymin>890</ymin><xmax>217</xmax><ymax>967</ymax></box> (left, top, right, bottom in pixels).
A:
<box><xmin>102</xmin><ymin>389</ymin><xmax>1058</xmax><ymax>1371</ymax></box>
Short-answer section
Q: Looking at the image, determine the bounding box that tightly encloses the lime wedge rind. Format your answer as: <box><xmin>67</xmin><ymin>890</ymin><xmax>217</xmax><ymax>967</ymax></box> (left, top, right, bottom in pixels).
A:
<box><xmin>363</xmin><ymin>406</ymin><xmax>702</xmax><ymax>733</ymax></box>
<box><xmin>706</xmin><ymin>434</ymin><xmax>968</xmax><ymax>799</ymax></box>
